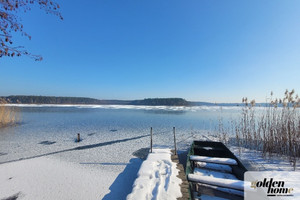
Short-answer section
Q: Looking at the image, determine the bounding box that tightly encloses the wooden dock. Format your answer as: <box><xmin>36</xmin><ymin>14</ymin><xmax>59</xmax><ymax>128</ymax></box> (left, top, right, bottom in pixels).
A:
<box><xmin>171</xmin><ymin>150</ymin><xmax>190</xmax><ymax>200</ymax></box>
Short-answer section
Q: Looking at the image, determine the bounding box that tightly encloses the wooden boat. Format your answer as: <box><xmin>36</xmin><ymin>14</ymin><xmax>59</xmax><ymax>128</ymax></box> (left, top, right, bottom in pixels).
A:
<box><xmin>186</xmin><ymin>141</ymin><xmax>247</xmax><ymax>200</ymax></box>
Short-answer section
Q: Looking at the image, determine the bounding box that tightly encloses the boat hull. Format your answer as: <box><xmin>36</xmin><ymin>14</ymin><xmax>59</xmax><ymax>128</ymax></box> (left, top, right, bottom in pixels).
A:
<box><xmin>186</xmin><ymin>141</ymin><xmax>247</xmax><ymax>200</ymax></box>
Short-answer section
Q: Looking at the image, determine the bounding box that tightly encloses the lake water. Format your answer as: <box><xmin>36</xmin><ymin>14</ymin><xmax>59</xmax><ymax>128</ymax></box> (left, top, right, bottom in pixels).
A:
<box><xmin>0</xmin><ymin>106</ymin><xmax>240</xmax><ymax>162</ymax></box>
<box><xmin>1</xmin><ymin>105</ymin><xmax>242</xmax><ymax>136</ymax></box>
<box><xmin>0</xmin><ymin>105</ymin><xmax>243</xmax><ymax>164</ymax></box>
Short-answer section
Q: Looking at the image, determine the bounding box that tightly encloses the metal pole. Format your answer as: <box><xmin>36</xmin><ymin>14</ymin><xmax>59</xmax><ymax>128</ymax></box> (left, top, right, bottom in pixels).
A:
<box><xmin>77</xmin><ymin>133</ymin><xmax>80</xmax><ymax>142</ymax></box>
<box><xmin>150</xmin><ymin>127</ymin><xmax>153</xmax><ymax>153</ymax></box>
<box><xmin>173</xmin><ymin>127</ymin><xmax>177</xmax><ymax>155</ymax></box>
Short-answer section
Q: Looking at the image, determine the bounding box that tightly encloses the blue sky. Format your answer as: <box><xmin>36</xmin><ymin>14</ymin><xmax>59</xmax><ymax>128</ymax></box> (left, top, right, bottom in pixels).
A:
<box><xmin>1</xmin><ymin>0</ymin><xmax>300</xmax><ymax>102</ymax></box>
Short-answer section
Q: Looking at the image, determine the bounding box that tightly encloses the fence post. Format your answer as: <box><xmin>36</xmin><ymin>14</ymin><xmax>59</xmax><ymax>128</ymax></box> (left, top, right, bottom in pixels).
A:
<box><xmin>150</xmin><ymin>127</ymin><xmax>153</xmax><ymax>153</ymax></box>
<box><xmin>173</xmin><ymin>127</ymin><xmax>177</xmax><ymax>155</ymax></box>
<box><xmin>77</xmin><ymin>133</ymin><xmax>80</xmax><ymax>142</ymax></box>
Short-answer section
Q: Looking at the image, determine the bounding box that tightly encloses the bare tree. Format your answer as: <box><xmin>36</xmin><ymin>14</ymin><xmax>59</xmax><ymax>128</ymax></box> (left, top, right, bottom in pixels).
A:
<box><xmin>0</xmin><ymin>0</ymin><xmax>62</xmax><ymax>61</ymax></box>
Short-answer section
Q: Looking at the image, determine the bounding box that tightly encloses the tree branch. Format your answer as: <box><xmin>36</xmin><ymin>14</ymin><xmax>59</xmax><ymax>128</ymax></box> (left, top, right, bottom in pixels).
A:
<box><xmin>0</xmin><ymin>0</ymin><xmax>62</xmax><ymax>61</ymax></box>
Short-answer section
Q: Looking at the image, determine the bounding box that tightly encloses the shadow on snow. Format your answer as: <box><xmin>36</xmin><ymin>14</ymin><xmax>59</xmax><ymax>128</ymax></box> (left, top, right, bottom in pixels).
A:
<box><xmin>0</xmin><ymin>134</ymin><xmax>149</xmax><ymax>165</ymax></box>
<box><xmin>102</xmin><ymin>158</ymin><xmax>143</xmax><ymax>200</ymax></box>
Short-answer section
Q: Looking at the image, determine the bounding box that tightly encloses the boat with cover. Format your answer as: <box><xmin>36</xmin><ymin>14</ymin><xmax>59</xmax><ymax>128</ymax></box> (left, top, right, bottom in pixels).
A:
<box><xmin>186</xmin><ymin>141</ymin><xmax>248</xmax><ymax>200</ymax></box>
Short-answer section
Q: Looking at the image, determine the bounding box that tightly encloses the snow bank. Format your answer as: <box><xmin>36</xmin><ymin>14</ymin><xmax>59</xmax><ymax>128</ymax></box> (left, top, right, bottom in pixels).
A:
<box><xmin>127</xmin><ymin>149</ymin><xmax>182</xmax><ymax>200</ymax></box>
<box><xmin>190</xmin><ymin>155</ymin><xmax>238</xmax><ymax>165</ymax></box>
<box><xmin>0</xmin><ymin>156</ymin><xmax>116</xmax><ymax>200</ymax></box>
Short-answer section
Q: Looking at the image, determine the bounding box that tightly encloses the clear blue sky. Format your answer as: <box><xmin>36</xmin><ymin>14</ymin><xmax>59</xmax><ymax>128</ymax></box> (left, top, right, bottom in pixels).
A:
<box><xmin>1</xmin><ymin>0</ymin><xmax>300</xmax><ymax>103</ymax></box>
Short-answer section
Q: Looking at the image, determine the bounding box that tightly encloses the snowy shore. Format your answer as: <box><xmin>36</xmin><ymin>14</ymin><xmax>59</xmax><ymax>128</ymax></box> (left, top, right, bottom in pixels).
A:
<box><xmin>0</xmin><ymin>149</ymin><xmax>183</xmax><ymax>200</ymax></box>
<box><xmin>1</xmin><ymin>143</ymin><xmax>299</xmax><ymax>200</ymax></box>
<box><xmin>0</xmin><ymin>156</ymin><xmax>121</xmax><ymax>200</ymax></box>
<box><xmin>0</xmin><ymin>134</ymin><xmax>147</xmax><ymax>200</ymax></box>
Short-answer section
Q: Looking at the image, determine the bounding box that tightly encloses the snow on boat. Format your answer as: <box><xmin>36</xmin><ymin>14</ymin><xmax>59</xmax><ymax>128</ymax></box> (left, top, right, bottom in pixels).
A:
<box><xmin>186</xmin><ymin>141</ymin><xmax>247</xmax><ymax>200</ymax></box>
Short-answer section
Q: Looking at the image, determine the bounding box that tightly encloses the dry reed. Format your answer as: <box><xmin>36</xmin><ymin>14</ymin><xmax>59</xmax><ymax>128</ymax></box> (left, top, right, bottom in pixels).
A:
<box><xmin>219</xmin><ymin>90</ymin><xmax>300</xmax><ymax>170</ymax></box>
<box><xmin>0</xmin><ymin>98</ymin><xmax>19</xmax><ymax>128</ymax></box>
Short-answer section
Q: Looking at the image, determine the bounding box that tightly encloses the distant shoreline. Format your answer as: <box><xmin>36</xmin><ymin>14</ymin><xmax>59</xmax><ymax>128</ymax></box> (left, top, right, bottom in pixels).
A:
<box><xmin>3</xmin><ymin>104</ymin><xmax>278</xmax><ymax>112</ymax></box>
<box><xmin>1</xmin><ymin>95</ymin><xmax>268</xmax><ymax>107</ymax></box>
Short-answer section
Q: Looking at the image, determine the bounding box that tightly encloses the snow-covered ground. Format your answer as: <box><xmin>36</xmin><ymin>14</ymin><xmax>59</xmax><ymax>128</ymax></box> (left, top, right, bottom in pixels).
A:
<box><xmin>0</xmin><ymin>156</ymin><xmax>117</xmax><ymax>200</ymax></box>
<box><xmin>0</xmin><ymin>135</ymin><xmax>146</xmax><ymax>200</ymax></box>
<box><xmin>0</xmin><ymin>148</ymin><xmax>182</xmax><ymax>200</ymax></box>
<box><xmin>127</xmin><ymin>149</ymin><xmax>182</xmax><ymax>200</ymax></box>
<box><xmin>230</xmin><ymin>146</ymin><xmax>300</xmax><ymax>171</ymax></box>
<box><xmin>1</xmin><ymin>134</ymin><xmax>297</xmax><ymax>200</ymax></box>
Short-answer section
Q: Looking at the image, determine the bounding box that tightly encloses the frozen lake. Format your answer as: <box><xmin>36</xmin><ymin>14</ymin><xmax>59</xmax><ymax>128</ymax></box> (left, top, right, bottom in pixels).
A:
<box><xmin>0</xmin><ymin>105</ymin><xmax>242</xmax><ymax>199</ymax></box>
<box><xmin>0</xmin><ymin>105</ymin><xmax>243</xmax><ymax>162</ymax></box>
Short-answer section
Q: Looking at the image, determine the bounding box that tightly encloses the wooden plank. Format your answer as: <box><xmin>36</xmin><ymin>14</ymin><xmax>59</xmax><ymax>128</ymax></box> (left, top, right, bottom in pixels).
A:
<box><xmin>188</xmin><ymin>174</ymin><xmax>245</xmax><ymax>191</ymax></box>
<box><xmin>190</xmin><ymin>155</ymin><xmax>238</xmax><ymax>165</ymax></box>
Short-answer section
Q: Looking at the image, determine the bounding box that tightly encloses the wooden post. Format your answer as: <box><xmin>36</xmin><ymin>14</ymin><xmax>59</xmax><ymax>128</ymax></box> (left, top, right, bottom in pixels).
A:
<box><xmin>77</xmin><ymin>133</ymin><xmax>80</xmax><ymax>142</ymax></box>
<box><xmin>150</xmin><ymin>127</ymin><xmax>153</xmax><ymax>153</ymax></box>
<box><xmin>173</xmin><ymin>127</ymin><xmax>177</xmax><ymax>155</ymax></box>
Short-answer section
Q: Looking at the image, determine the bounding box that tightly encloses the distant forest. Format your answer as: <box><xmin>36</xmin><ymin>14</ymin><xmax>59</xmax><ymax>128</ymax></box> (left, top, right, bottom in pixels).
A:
<box><xmin>1</xmin><ymin>96</ymin><xmax>192</xmax><ymax>106</ymax></box>
<box><xmin>1</xmin><ymin>95</ymin><xmax>268</xmax><ymax>107</ymax></box>
<box><xmin>2</xmin><ymin>95</ymin><xmax>129</xmax><ymax>105</ymax></box>
<box><xmin>131</xmin><ymin>98</ymin><xmax>189</xmax><ymax>106</ymax></box>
